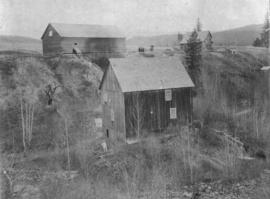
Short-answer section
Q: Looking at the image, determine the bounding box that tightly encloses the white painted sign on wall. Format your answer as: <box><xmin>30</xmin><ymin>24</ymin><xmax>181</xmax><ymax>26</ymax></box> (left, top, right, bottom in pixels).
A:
<box><xmin>165</xmin><ymin>89</ymin><xmax>172</xmax><ymax>101</ymax></box>
<box><xmin>95</xmin><ymin>118</ymin><xmax>103</xmax><ymax>128</ymax></box>
<box><xmin>170</xmin><ymin>108</ymin><xmax>177</xmax><ymax>119</ymax></box>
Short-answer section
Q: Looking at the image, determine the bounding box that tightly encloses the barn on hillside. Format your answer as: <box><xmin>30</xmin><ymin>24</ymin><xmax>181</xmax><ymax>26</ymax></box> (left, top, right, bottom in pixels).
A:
<box><xmin>180</xmin><ymin>31</ymin><xmax>213</xmax><ymax>50</ymax></box>
<box><xmin>99</xmin><ymin>55</ymin><xmax>194</xmax><ymax>142</ymax></box>
<box><xmin>41</xmin><ymin>23</ymin><xmax>126</xmax><ymax>58</ymax></box>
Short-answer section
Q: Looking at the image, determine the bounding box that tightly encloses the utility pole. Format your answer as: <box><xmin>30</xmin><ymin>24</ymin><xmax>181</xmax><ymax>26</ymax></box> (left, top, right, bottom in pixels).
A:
<box><xmin>264</xmin><ymin>0</ymin><xmax>270</xmax><ymax>54</ymax></box>
<box><xmin>269</xmin><ymin>0</ymin><xmax>270</xmax><ymax>50</ymax></box>
<box><xmin>267</xmin><ymin>0</ymin><xmax>270</xmax><ymax>58</ymax></box>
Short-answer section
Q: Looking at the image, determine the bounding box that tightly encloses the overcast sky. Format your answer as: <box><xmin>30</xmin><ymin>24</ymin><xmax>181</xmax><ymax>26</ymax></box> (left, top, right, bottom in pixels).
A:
<box><xmin>0</xmin><ymin>0</ymin><xmax>267</xmax><ymax>39</ymax></box>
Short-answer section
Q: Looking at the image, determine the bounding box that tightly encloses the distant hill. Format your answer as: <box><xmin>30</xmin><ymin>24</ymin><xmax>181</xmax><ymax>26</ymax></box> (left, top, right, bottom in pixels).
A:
<box><xmin>127</xmin><ymin>24</ymin><xmax>263</xmax><ymax>47</ymax></box>
<box><xmin>0</xmin><ymin>35</ymin><xmax>42</xmax><ymax>53</ymax></box>
<box><xmin>212</xmin><ymin>24</ymin><xmax>262</xmax><ymax>46</ymax></box>
<box><xmin>0</xmin><ymin>24</ymin><xmax>264</xmax><ymax>53</ymax></box>
<box><xmin>127</xmin><ymin>34</ymin><xmax>179</xmax><ymax>48</ymax></box>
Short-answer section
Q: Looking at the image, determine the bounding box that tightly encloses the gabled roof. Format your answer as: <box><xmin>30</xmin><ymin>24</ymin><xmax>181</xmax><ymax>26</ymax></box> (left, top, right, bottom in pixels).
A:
<box><xmin>105</xmin><ymin>55</ymin><xmax>194</xmax><ymax>92</ymax></box>
<box><xmin>41</xmin><ymin>23</ymin><xmax>124</xmax><ymax>39</ymax></box>
<box><xmin>180</xmin><ymin>31</ymin><xmax>211</xmax><ymax>44</ymax></box>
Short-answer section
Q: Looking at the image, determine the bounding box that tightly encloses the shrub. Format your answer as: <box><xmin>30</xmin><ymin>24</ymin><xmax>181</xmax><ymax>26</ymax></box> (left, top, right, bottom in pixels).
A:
<box><xmin>200</xmin><ymin>127</ymin><xmax>223</xmax><ymax>148</ymax></box>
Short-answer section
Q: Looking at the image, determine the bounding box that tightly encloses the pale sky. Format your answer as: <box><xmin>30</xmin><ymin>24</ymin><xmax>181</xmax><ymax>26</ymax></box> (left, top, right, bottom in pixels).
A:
<box><xmin>0</xmin><ymin>0</ymin><xmax>267</xmax><ymax>39</ymax></box>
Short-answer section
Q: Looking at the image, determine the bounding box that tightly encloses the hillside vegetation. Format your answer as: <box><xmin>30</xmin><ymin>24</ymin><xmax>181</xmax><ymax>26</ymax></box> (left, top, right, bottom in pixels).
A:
<box><xmin>198</xmin><ymin>49</ymin><xmax>269</xmax><ymax>140</ymax></box>
<box><xmin>0</xmin><ymin>54</ymin><xmax>102</xmax><ymax>153</ymax></box>
<box><xmin>0</xmin><ymin>49</ymin><xmax>270</xmax><ymax>199</ymax></box>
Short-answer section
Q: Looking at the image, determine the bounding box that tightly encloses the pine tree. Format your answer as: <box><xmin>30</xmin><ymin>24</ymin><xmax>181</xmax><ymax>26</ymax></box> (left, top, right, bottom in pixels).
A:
<box><xmin>185</xmin><ymin>29</ymin><xmax>202</xmax><ymax>88</ymax></box>
<box><xmin>261</xmin><ymin>12</ymin><xmax>270</xmax><ymax>48</ymax></box>
<box><xmin>177</xmin><ymin>32</ymin><xmax>183</xmax><ymax>42</ymax></box>
<box><xmin>253</xmin><ymin>37</ymin><xmax>262</xmax><ymax>47</ymax></box>
<box><xmin>196</xmin><ymin>18</ymin><xmax>202</xmax><ymax>32</ymax></box>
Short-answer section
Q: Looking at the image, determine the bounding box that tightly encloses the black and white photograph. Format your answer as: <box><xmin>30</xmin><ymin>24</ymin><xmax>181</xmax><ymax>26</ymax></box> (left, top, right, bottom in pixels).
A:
<box><xmin>0</xmin><ymin>0</ymin><xmax>270</xmax><ymax>198</ymax></box>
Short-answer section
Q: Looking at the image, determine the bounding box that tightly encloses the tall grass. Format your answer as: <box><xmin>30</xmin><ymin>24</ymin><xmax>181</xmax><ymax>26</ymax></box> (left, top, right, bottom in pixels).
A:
<box><xmin>28</xmin><ymin>124</ymin><xmax>268</xmax><ymax>199</ymax></box>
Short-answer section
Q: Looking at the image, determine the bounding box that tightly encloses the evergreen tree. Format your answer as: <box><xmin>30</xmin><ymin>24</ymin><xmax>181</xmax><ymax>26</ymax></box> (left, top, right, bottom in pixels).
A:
<box><xmin>185</xmin><ymin>29</ymin><xmax>202</xmax><ymax>88</ymax></box>
<box><xmin>177</xmin><ymin>32</ymin><xmax>183</xmax><ymax>42</ymax></box>
<box><xmin>261</xmin><ymin>12</ymin><xmax>270</xmax><ymax>48</ymax></box>
<box><xmin>196</xmin><ymin>18</ymin><xmax>202</xmax><ymax>32</ymax></box>
<box><xmin>253</xmin><ymin>37</ymin><xmax>262</xmax><ymax>47</ymax></box>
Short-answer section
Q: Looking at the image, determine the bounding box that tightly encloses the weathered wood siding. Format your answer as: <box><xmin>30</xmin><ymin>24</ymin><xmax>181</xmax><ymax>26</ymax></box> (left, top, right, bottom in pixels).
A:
<box><xmin>42</xmin><ymin>28</ymin><xmax>126</xmax><ymax>58</ymax></box>
<box><xmin>124</xmin><ymin>88</ymin><xmax>192</xmax><ymax>138</ymax></box>
<box><xmin>60</xmin><ymin>37</ymin><xmax>125</xmax><ymax>58</ymax></box>
<box><xmin>101</xmin><ymin>66</ymin><xmax>126</xmax><ymax>141</ymax></box>
<box><xmin>42</xmin><ymin>25</ymin><xmax>62</xmax><ymax>56</ymax></box>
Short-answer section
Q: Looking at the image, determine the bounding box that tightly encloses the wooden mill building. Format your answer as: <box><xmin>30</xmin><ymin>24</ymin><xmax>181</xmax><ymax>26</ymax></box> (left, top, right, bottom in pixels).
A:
<box><xmin>41</xmin><ymin>23</ymin><xmax>126</xmax><ymax>58</ymax></box>
<box><xmin>99</xmin><ymin>55</ymin><xmax>194</xmax><ymax>141</ymax></box>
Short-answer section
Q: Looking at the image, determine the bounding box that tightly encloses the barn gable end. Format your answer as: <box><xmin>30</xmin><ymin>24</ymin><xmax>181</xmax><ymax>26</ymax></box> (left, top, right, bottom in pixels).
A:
<box><xmin>41</xmin><ymin>24</ymin><xmax>62</xmax><ymax>56</ymax></box>
<box><xmin>41</xmin><ymin>24</ymin><xmax>60</xmax><ymax>39</ymax></box>
<box><xmin>100</xmin><ymin>65</ymin><xmax>126</xmax><ymax>141</ymax></box>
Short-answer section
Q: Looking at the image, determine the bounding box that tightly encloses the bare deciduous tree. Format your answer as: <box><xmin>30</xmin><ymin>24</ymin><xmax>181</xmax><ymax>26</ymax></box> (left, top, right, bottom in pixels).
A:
<box><xmin>20</xmin><ymin>96</ymin><xmax>34</xmax><ymax>152</ymax></box>
<box><xmin>44</xmin><ymin>83</ymin><xmax>60</xmax><ymax>105</ymax></box>
<box><xmin>129</xmin><ymin>93</ymin><xmax>145</xmax><ymax>138</ymax></box>
<box><xmin>11</xmin><ymin>57</ymin><xmax>56</xmax><ymax>153</ymax></box>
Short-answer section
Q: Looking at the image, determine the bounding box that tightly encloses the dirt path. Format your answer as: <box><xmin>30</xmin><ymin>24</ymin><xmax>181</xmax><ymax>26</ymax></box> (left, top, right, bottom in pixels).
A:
<box><xmin>136</xmin><ymin>170</ymin><xmax>270</xmax><ymax>199</ymax></box>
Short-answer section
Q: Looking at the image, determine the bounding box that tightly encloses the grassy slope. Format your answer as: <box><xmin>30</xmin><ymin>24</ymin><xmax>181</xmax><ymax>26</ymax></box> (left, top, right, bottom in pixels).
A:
<box><xmin>1</xmin><ymin>49</ymin><xmax>270</xmax><ymax>198</ymax></box>
<box><xmin>196</xmin><ymin>49</ymin><xmax>270</xmax><ymax>155</ymax></box>
<box><xmin>0</xmin><ymin>53</ymin><xmax>103</xmax><ymax>152</ymax></box>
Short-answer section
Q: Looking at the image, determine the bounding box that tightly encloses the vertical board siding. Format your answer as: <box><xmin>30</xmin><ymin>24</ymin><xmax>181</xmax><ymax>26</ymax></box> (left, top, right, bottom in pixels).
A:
<box><xmin>101</xmin><ymin>66</ymin><xmax>193</xmax><ymax>140</ymax></box>
<box><xmin>101</xmin><ymin>66</ymin><xmax>126</xmax><ymax>141</ymax></box>
<box><xmin>42</xmin><ymin>25</ymin><xmax>62</xmax><ymax>56</ymax></box>
<box><xmin>124</xmin><ymin>88</ymin><xmax>192</xmax><ymax>138</ymax></box>
<box><xmin>60</xmin><ymin>38</ymin><xmax>126</xmax><ymax>58</ymax></box>
<box><xmin>43</xmin><ymin>29</ymin><xmax>126</xmax><ymax>58</ymax></box>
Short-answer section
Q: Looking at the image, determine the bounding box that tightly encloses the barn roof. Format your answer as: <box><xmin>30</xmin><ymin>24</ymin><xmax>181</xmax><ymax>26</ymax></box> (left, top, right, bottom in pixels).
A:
<box><xmin>42</xmin><ymin>23</ymin><xmax>124</xmax><ymax>39</ymax></box>
<box><xmin>108</xmin><ymin>56</ymin><xmax>194</xmax><ymax>92</ymax></box>
<box><xmin>180</xmin><ymin>31</ymin><xmax>211</xmax><ymax>44</ymax></box>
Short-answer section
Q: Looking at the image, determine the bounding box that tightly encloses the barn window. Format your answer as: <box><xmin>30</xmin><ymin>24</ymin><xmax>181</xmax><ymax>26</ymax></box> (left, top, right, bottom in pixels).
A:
<box><xmin>49</xmin><ymin>30</ymin><xmax>53</xmax><ymax>37</ymax></box>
